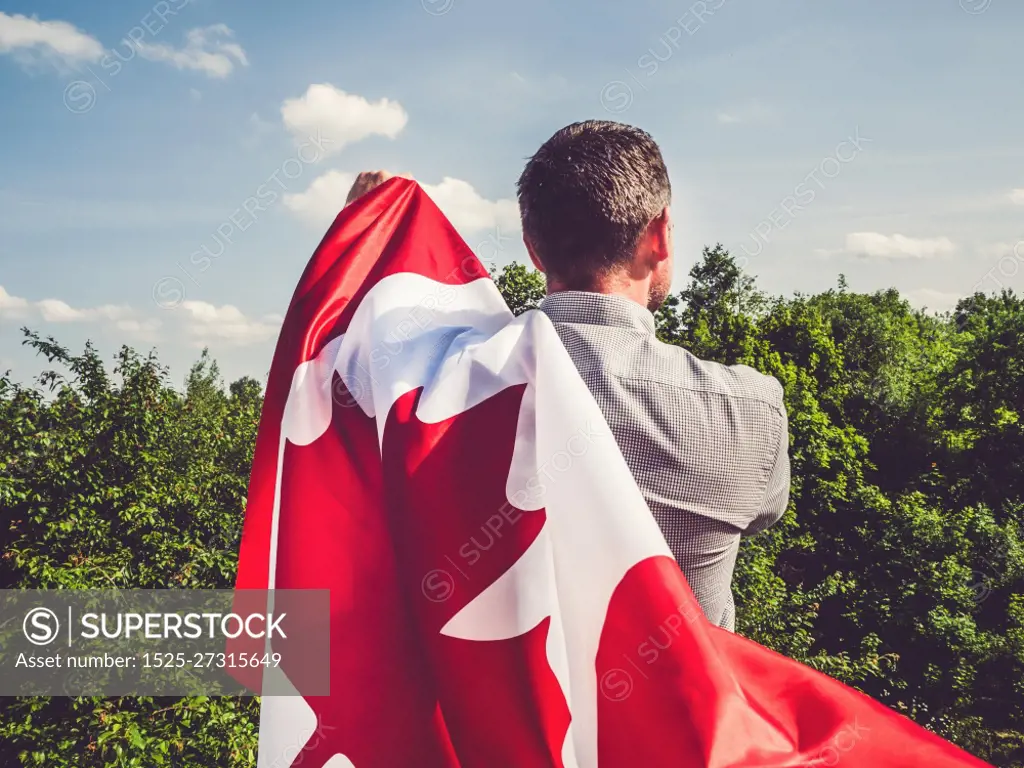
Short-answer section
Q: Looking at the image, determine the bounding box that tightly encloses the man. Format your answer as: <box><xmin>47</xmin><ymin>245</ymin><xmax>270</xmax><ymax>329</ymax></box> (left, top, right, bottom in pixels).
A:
<box><xmin>344</xmin><ymin>120</ymin><xmax>790</xmax><ymax>631</ymax></box>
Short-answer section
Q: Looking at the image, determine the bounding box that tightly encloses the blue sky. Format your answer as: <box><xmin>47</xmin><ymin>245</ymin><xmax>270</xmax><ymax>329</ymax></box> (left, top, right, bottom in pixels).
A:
<box><xmin>1</xmin><ymin>0</ymin><xmax>1022</xmax><ymax>386</ymax></box>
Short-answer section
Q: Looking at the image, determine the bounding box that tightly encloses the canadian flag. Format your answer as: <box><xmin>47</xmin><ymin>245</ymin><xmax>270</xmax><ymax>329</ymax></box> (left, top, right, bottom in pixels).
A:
<box><xmin>234</xmin><ymin>177</ymin><xmax>989</xmax><ymax>767</ymax></box>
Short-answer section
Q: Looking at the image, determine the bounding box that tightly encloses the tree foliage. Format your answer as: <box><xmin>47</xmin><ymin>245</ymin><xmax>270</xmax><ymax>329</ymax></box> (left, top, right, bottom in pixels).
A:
<box><xmin>1</xmin><ymin>250</ymin><xmax>1021</xmax><ymax>765</ymax></box>
<box><xmin>0</xmin><ymin>340</ymin><xmax>261</xmax><ymax>766</ymax></box>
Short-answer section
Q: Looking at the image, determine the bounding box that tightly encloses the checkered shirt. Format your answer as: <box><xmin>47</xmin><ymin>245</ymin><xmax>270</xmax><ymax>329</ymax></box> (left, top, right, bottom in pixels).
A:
<box><xmin>539</xmin><ymin>291</ymin><xmax>790</xmax><ymax>631</ymax></box>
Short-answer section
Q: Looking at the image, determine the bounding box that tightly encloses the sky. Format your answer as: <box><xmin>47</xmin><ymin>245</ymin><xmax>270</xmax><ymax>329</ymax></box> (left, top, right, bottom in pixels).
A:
<box><xmin>1</xmin><ymin>0</ymin><xmax>1022</xmax><ymax>388</ymax></box>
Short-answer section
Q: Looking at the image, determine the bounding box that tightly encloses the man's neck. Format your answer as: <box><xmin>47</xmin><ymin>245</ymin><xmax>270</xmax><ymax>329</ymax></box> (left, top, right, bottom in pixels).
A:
<box><xmin>546</xmin><ymin>275</ymin><xmax>651</xmax><ymax>310</ymax></box>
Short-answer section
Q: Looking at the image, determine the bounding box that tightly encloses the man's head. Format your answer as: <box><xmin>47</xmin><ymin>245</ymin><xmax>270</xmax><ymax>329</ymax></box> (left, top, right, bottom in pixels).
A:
<box><xmin>516</xmin><ymin>120</ymin><xmax>673</xmax><ymax>311</ymax></box>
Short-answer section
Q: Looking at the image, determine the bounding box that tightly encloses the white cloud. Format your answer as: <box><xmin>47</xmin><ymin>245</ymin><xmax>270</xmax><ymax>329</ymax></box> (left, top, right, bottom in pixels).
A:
<box><xmin>716</xmin><ymin>112</ymin><xmax>741</xmax><ymax>124</ymax></box>
<box><xmin>420</xmin><ymin>177</ymin><xmax>520</xmax><ymax>233</ymax></box>
<box><xmin>904</xmin><ymin>288</ymin><xmax>962</xmax><ymax>314</ymax></box>
<box><xmin>0</xmin><ymin>287</ymin><xmax>276</xmax><ymax>348</ymax></box>
<box><xmin>283</xmin><ymin>170</ymin><xmax>356</xmax><ymax>226</ymax></box>
<box><xmin>0</xmin><ymin>11</ymin><xmax>103</xmax><ymax>67</ymax></box>
<box><xmin>0</xmin><ymin>285</ymin><xmax>30</xmax><ymax>317</ymax></box>
<box><xmin>843</xmin><ymin>232</ymin><xmax>955</xmax><ymax>260</ymax></box>
<box><xmin>281</xmin><ymin>84</ymin><xmax>408</xmax><ymax>156</ymax></box>
<box><xmin>285</xmin><ymin>172</ymin><xmax>519</xmax><ymax>234</ymax></box>
<box><xmin>0</xmin><ymin>287</ymin><xmax>159</xmax><ymax>340</ymax></box>
<box><xmin>179</xmin><ymin>301</ymin><xmax>280</xmax><ymax>346</ymax></box>
<box><xmin>134</xmin><ymin>24</ymin><xmax>248</xmax><ymax>79</ymax></box>
<box><xmin>36</xmin><ymin>299</ymin><xmax>132</xmax><ymax>323</ymax></box>
<box><xmin>1009</xmin><ymin>188</ymin><xmax>1024</xmax><ymax>205</ymax></box>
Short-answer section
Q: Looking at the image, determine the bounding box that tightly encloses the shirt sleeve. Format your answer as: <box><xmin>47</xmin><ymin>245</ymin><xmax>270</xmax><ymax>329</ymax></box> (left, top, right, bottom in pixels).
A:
<box><xmin>744</xmin><ymin>396</ymin><xmax>790</xmax><ymax>536</ymax></box>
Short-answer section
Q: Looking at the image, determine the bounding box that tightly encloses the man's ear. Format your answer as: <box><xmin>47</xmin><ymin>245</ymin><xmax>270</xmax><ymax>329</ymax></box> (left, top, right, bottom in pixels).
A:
<box><xmin>647</xmin><ymin>206</ymin><xmax>672</xmax><ymax>264</ymax></box>
<box><xmin>524</xmin><ymin>236</ymin><xmax>546</xmax><ymax>273</ymax></box>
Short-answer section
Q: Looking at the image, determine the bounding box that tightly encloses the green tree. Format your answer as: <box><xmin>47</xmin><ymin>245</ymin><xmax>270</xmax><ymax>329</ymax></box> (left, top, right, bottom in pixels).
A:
<box><xmin>492</xmin><ymin>261</ymin><xmax>545</xmax><ymax>316</ymax></box>
<box><xmin>0</xmin><ymin>334</ymin><xmax>261</xmax><ymax>767</ymax></box>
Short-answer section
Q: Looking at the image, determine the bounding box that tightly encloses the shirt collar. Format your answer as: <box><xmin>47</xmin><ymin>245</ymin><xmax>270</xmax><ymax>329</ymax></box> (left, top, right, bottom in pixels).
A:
<box><xmin>538</xmin><ymin>291</ymin><xmax>657</xmax><ymax>334</ymax></box>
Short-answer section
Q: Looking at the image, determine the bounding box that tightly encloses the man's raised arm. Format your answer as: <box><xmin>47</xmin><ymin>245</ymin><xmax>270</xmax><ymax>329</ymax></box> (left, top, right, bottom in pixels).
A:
<box><xmin>345</xmin><ymin>171</ymin><xmax>413</xmax><ymax>207</ymax></box>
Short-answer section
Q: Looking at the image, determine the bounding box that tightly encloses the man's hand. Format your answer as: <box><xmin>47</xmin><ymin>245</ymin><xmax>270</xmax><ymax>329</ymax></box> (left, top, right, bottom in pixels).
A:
<box><xmin>344</xmin><ymin>171</ymin><xmax>413</xmax><ymax>206</ymax></box>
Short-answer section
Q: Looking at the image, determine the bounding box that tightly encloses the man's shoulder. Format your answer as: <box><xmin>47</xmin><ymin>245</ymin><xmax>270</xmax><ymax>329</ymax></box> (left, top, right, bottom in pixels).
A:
<box><xmin>641</xmin><ymin>339</ymin><xmax>785</xmax><ymax>412</ymax></box>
